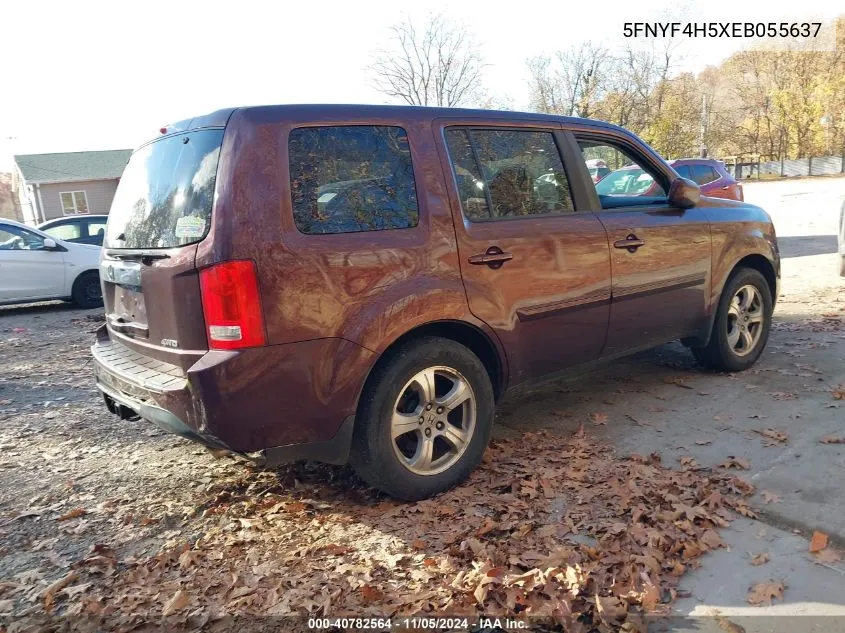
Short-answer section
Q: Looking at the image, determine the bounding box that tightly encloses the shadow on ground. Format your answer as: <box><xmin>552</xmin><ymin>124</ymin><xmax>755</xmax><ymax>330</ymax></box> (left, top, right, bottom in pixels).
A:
<box><xmin>777</xmin><ymin>235</ymin><xmax>838</xmax><ymax>258</ymax></box>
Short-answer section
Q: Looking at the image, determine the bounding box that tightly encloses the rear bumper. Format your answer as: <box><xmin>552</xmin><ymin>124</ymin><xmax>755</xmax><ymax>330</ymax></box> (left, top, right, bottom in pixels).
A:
<box><xmin>91</xmin><ymin>325</ymin><xmax>374</xmax><ymax>461</ymax></box>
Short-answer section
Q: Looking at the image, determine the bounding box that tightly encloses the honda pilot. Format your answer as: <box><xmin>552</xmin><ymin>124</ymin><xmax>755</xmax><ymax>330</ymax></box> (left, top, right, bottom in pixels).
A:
<box><xmin>93</xmin><ymin>105</ymin><xmax>779</xmax><ymax>500</ymax></box>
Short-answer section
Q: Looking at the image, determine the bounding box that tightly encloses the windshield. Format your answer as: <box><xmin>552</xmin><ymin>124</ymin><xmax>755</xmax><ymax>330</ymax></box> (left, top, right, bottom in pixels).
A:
<box><xmin>595</xmin><ymin>167</ymin><xmax>656</xmax><ymax>196</ymax></box>
<box><xmin>105</xmin><ymin>130</ymin><xmax>224</xmax><ymax>249</ymax></box>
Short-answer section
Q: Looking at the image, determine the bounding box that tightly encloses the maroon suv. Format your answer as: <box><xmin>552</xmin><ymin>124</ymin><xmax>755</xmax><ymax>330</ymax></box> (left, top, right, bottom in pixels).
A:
<box><xmin>93</xmin><ymin>105</ymin><xmax>779</xmax><ymax>500</ymax></box>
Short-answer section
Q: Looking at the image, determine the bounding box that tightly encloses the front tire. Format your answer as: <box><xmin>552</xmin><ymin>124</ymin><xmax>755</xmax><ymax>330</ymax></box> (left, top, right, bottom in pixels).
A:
<box><xmin>72</xmin><ymin>271</ymin><xmax>103</xmax><ymax>309</ymax></box>
<box><xmin>692</xmin><ymin>268</ymin><xmax>772</xmax><ymax>372</ymax></box>
<box><xmin>350</xmin><ymin>337</ymin><xmax>494</xmax><ymax>501</ymax></box>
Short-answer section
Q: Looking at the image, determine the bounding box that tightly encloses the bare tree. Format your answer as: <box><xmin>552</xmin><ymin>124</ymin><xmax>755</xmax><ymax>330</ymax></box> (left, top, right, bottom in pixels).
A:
<box><xmin>370</xmin><ymin>15</ymin><xmax>485</xmax><ymax>107</ymax></box>
<box><xmin>527</xmin><ymin>41</ymin><xmax>608</xmax><ymax>117</ymax></box>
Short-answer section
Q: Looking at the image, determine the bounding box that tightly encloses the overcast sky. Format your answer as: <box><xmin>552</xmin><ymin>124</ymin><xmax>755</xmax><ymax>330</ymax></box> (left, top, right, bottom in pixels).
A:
<box><xmin>1</xmin><ymin>0</ymin><xmax>839</xmax><ymax>170</ymax></box>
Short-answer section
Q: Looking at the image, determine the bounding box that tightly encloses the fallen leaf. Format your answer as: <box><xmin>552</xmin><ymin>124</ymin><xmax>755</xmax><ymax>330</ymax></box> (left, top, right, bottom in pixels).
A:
<box><xmin>750</xmin><ymin>552</ymin><xmax>770</xmax><ymax>566</ymax></box>
<box><xmin>762</xmin><ymin>491</ymin><xmax>781</xmax><ymax>504</ymax></box>
<box><xmin>809</xmin><ymin>531</ymin><xmax>829</xmax><ymax>553</ymax></box>
<box><xmin>720</xmin><ymin>457</ymin><xmax>750</xmax><ymax>470</ymax></box>
<box><xmin>595</xmin><ymin>594</ymin><xmax>627</xmax><ymax>620</ymax></box>
<box><xmin>320</xmin><ymin>544</ymin><xmax>352</xmax><ymax>556</ymax></box>
<box><xmin>752</xmin><ymin>428</ymin><xmax>788</xmax><ymax>445</ymax></box>
<box><xmin>746</xmin><ymin>581</ymin><xmax>785</xmax><ymax>606</ymax></box>
<box><xmin>813</xmin><ymin>548</ymin><xmax>842</xmax><ymax>565</ymax></box>
<box><xmin>361</xmin><ymin>585</ymin><xmax>384</xmax><ymax>603</ymax></box>
<box><xmin>477</xmin><ymin>518</ymin><xmax>499</xmax><ymax>536</ymax></box>
<box><xmin>590</xmin><ymin>412</ymin><xmax>608</xmax><ymax>425</ymax></box>
<box><xmin>41</xmin><ymin>571</ymin><xmax>79</xmax><ymax>610</ymax></box>
<box><xmin>716</xmin><ymin>616</ymin><xmax>747</xmax><ymax>633</ymax></box>
<box><xmin>820</xmin><ymin>435</ymin><xmax>845</xmax><ymax>444</ymax></box>
<box><xmin>832</xmin><ymin>385</ymin><xmax>845</xmax><ymax>400</ymax></box>
<box><xmin>641</xmin><ymin>584</ymin><xmax>660</xmax><ymax>611</ymax></box>
<box><xmin>664</xmin><ymin>376</ymin><xmax>694</xmax><ymax>389</ymax></box>
<box><xmin>701</xmin><ymin>529</ymin><xmax>725</xmax><ymax>550</ymax></box>
<box><xmin>411</xmin><ymin>539</ymin><xmax>426</xmax><ymax>550</ymax></box>
<box><xmin>56</xmin><ymin>508</ymin><xmax>86</xmax><ymax>521</ymax></box>
<box><xmin>162</xmin><ymin>589</ymin><xmax>190</xmax><ymax>616</ymax></box>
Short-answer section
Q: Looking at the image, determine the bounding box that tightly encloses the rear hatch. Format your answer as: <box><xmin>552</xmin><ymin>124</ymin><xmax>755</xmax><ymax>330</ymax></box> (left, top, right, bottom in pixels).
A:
<box><xmin>101</xmin><ymin>127</ymin><xmax>225</xmax><ymax>370</ymax></box>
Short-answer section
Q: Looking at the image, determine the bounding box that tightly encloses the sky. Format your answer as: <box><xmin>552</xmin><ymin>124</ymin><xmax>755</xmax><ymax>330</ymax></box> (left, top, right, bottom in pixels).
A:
<box><xmin>0</xmin><ymin>0</ymin><xmax>840</xmax><ymax>171</ymax></box>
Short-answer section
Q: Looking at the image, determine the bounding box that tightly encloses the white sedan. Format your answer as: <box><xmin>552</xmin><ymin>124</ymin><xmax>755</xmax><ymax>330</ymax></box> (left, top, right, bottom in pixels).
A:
<box><xmin>0</xmin><ymin>218</ymin><xmax>102</xmax><ymax>308</ymax></box>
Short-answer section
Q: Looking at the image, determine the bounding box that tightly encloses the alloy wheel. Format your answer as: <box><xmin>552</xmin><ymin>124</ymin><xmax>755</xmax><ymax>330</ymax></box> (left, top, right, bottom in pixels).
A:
<box><xmin>727</xmin><ymin>284</ymin><xmax>764</xmax><ymax>356</ymax></box>
<box><xmin>390</xmin><ymin>366</ymin><xmax>476</xmax><ymax>476</ymax></box>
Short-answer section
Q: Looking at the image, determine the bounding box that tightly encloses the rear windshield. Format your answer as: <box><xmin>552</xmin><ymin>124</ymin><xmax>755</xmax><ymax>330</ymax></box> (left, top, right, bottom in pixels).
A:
<box><xmin>105</xmin><ymin>129</ymin><xmax>224</xmax><ymax>249</ymax></box>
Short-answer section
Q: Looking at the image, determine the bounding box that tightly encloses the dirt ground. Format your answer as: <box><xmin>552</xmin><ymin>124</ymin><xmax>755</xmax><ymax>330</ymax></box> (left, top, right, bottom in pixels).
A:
<box><xmin>0</xmin><ymin>176</ymin><xmax>843</xmax><ymax>632</ymax></box>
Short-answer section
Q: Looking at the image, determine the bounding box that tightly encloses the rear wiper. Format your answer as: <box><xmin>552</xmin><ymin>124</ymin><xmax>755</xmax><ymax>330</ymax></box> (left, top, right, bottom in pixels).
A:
<box><xmin>105</xmin><ymin>250</ymin><xmax>171</xmax><ymax>263</ymax></box>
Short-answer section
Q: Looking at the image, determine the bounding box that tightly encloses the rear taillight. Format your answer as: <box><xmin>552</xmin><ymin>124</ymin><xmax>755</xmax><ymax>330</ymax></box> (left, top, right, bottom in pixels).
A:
<box><xmin>199</xmin><ymin>260</ymin><xmax>266</xmax><ymax>350</ymax></box>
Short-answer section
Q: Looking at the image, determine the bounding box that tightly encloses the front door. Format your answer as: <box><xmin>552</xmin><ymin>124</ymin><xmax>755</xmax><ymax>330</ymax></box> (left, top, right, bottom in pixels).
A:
<box><xmin>0</xmin><ymin>224</ymin><xmax>66</xmax><ymax>301</ymax></box>
<box><xmin>438</xmin><ymin>123</ymin><xmax>612</xmax><ymax>385</ymax></box>
<box><xmin>571</xmin><ymin>135</ymin><xmax>712</xmax><ymax>356</ymax></box>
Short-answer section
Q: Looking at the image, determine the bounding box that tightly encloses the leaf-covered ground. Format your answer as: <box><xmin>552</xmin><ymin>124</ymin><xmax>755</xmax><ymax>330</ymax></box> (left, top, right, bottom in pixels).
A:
<box><xmin>1</xmin><ymin>232</ymin><xmax>844</xmax><ymax>632</ymax></box>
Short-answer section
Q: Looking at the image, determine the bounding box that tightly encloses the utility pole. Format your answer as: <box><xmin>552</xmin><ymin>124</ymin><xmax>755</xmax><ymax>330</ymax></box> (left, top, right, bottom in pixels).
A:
<box><xmin>698</xmin><ymin>94</ymin><xmax>708</xmax><ymax>158</ymax></box>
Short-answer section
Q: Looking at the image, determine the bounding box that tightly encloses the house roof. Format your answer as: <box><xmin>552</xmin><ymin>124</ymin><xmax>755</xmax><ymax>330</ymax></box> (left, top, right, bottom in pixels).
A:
<box><xmin>13</xmin><ymin>149</ymin><xmax>133</xmax><ymax>184</ymax></box>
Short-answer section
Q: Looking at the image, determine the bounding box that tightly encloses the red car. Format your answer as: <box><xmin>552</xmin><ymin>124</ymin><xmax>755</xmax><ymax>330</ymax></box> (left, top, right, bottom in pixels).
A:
<box><xmin>596</xmin><ymin>158</ymin><xmax>744</xmax><ymax>201</ymax></box>
<box><xmin>669</xmin><ymin>159</ymin><xmax>744</xmax><ymax>201</ymax></box>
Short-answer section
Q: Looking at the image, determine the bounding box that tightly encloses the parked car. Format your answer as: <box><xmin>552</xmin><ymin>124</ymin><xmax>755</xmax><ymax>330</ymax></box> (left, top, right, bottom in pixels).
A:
<box><xmin>585</xmin><ymin>158</ymin><xmax>611</xmax><ymax>183</ymax></box>
<box><xmin>92</xmin><ymin>105</ymin><xmax>779</xmax><ymax>501</ymax></box>
<box><xmin>0</xmin><ymin>218</ymin><xmax>103</xmax><ymax>308</ymax></box>
<box><xmin>839</xmin><ymin>199</ymin><xmax>845</xmax><ymax>276</ymax></box>
<box><xmin>669</xmin><ymin>158</ymin><xmax>744</xmax><ymax>201</ymax></box>
<box><xmin>39</xmin><ymin>214</ymin><xmax>109</xmax><ymax>246</ymax></box>
<box><xmin>597</xmin><ymin>158</ymin><xmax>744</xmax><ymax>202</ymax></box>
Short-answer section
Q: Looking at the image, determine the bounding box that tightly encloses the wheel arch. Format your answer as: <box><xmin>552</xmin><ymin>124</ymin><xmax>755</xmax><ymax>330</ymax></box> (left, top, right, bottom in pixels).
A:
<box><xmin>71</xmin><ymin>267</ymin><xmax>100</xmax><ymax>292</ymax></box>
<box><xmin>730</xmin><ymin>254</ymin><xmax>777</xmax><ymax>303</ymax></box>
<box><xmin>359</xmin><ymin>319</ymin><xmax>507</xmax><ymax>409</ymax></box>
<box><xmin>690</xmin><ymin>253</ymin><xmax>778</xmax><ymax>348</ymax></box>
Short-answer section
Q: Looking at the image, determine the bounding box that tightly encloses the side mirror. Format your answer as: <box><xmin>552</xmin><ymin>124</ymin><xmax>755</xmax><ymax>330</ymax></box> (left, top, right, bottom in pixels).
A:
<box><xmin>43</xmin><ymin>238</ymin><xmax>59</xmax><ymax>250</ymax></box>
<box><xmin>668</xmin><ymin>177</ymin><xmax>701</xmax><ymax>208</ymax></box>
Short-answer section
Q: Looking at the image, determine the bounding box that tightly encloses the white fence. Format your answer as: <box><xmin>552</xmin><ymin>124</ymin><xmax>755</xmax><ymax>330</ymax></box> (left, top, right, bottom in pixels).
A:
<box><xmin>730</xmin><ymin>155</ymin><xmax>845</xmax><ymax>179</ymax></box>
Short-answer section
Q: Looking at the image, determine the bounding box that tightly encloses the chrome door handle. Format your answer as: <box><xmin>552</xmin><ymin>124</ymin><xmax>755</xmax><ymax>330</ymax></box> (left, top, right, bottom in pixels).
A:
<box><xmin>468</xmin><ymin>246</ymin><xmax>513</xmax><ymax>269</ymax></box>
<box><xmin>613</xmin><ymin>234</ymin><xmax>645</xmax><ymax>252</ymax></box>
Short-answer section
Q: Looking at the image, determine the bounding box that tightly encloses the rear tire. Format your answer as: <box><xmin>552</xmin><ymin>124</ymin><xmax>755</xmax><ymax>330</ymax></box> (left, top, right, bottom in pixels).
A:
<box><xmin>692</xmin><ymin>268</ymin><xmax>772</xmax><ymax>372</ymax></box>
<box><xmin>71</xmin><ymin>271</ymin><xmax>103</xmax><ymax>309</ymax></box>
<box><xmin>350</xmin><ymin>336</ymin><xmax>494</xmax><ymax>501</ymax></box>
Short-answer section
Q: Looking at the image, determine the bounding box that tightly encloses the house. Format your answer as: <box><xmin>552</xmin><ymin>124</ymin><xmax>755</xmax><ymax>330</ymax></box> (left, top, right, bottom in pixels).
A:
<box><xmin>12</xmin><ymin>149</ymin><xmax>132</xmax><ymax>225</ymax></box>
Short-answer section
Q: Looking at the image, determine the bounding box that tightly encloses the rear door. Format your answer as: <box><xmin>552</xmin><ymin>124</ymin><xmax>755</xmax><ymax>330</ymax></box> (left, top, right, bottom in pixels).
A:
<box><xmin>438</xmin><ymin>121</ymin><xmax>611</xmax><ymax>384</ymax></box>
<box><xmin>567</xmin><ymin>132</ymin><xmax>712</xmax><ymax>356</ymax></box>
<box><xmin>100</xmin><ymin>127</ymin><xmax>225</xmax><ymax>369</ymax></box>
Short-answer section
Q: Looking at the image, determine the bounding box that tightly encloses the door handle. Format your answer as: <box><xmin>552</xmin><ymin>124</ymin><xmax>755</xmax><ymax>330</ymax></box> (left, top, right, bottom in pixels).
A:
<box><xmin>613</xmin><ymin>234</ymin><xmax>645</xmax><ymax>253</ymax></box>
<box><xmin>721</xmin><ymin>185</ymin><xmax>731</xmax><ymax>190</ymax></box>
<box><xmin>468</xmin><ymin>246</ymin><xmax>513</xmax><ymax>269</ymax></box>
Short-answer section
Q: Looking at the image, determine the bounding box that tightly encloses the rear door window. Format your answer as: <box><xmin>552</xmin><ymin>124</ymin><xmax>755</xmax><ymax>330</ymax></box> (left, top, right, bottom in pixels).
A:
<box><xmin>444</xmin><ymin>128</ymin><xmax>575</xmax><ymax>221</ymax></box>
<box><xmin>105</xmin><ymin>129</ymin><xmax>224</xmax><ymax>249</ymax></box>
<box><xmin>673</xmin><ymin>164</ymin><xmax>692</xmax><ymax>179</ymax></box>
<box><xmin>288</xmin><ymin>126</ymin><xmax>419</xmax><ymax>235</ymax></box>
<box><xmin>691</xmin><ymin>165</ymin><xmax>719</xmax><ymax>185</ymax></box>
<box><xmin>87</xmin><ymin>219</ymin><xmax>107</xmax><ymax>240</ymax></box>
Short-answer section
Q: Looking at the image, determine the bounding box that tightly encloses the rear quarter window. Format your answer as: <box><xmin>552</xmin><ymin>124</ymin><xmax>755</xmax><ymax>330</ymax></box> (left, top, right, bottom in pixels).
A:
<box><xmin>288</xmin><ymin>126</ymin><xmax>419</xmax><ymax>235</ymax></box>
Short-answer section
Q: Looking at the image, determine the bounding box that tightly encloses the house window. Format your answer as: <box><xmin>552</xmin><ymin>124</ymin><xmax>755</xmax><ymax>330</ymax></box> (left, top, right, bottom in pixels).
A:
<box><xmin>60</xmin><ymin>191</ymin><xmax>89</xmax><ymax>215</ymax></box>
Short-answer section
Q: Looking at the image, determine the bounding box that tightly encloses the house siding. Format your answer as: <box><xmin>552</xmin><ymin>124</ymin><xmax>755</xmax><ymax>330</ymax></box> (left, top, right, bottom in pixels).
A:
<box><xmin>38</xmin><ymin>179</ymin><xmax>119</xmax><ymax>221</ymax></box>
